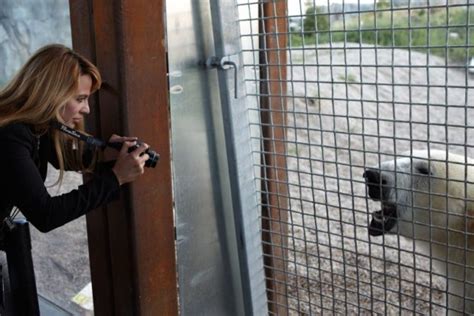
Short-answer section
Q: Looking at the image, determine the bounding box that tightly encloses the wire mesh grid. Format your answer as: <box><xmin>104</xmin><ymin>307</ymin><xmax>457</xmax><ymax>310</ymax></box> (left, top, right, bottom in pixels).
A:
<box><xmin>238</xmin><ymin>0</ymin><xmax>474</xmax><ymax>314</ymax></box>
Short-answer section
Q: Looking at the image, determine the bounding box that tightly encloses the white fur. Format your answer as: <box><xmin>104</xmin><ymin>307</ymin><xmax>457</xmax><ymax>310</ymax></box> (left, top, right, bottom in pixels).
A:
<box><xmin>372</xmin><ymin>150</ymin><xmax>474</xmax><ymax>315</ymax></box>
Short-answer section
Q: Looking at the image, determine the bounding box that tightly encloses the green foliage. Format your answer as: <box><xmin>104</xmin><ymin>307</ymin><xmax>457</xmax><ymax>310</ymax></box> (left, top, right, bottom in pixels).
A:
<box><xmin>293</xmin><ymin>6</ymin><xmax>474</xmax><ymax>63</ymax></box>
<box><xmin>376</xmin><ymin>0</ymin><xmax>390</xmax><ymax>10</ymax></box>
<box><xmin>303</xmin><ymin>6</ymin><xmax>329</xmax><ymax>33</ymax></box>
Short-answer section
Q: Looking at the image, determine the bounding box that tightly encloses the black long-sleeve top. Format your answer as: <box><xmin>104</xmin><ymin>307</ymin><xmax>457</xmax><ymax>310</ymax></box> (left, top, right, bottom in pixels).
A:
<box><xmin>0</xmin><ymin>123</ymin><xmax>120</xmax><ymax>232</ymax></box>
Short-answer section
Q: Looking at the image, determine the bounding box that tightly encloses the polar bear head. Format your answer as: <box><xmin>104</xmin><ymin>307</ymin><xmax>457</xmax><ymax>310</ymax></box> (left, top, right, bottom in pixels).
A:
<box><xmin>363</xmin><ymin>150</ymin><xmax>471</xmax><ymax>239</ymax></box>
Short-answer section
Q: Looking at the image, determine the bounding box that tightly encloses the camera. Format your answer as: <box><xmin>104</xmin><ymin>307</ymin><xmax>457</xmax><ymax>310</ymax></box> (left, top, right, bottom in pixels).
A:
<box><xmin>107</xmin><ymin>141</ymin><xmax>160</xmax><ymax>168</ymax></box>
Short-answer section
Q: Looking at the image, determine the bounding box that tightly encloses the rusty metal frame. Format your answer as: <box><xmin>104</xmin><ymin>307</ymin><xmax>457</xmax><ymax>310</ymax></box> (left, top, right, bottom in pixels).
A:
<box><xmin>259</xmin><ymin>1</ymin><xmax>289</xmax><ymax>314</ymax></box>
<box><xmin>69</xmin><ymin>1</ymin><xmax>178</xmax><ymax>314</ymax></box>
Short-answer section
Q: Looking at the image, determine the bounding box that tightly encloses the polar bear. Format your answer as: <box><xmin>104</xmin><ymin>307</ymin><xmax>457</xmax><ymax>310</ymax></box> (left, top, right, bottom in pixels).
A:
<box><xmin>363</xmin><ymin>149</ymin><xmax>474</xmax><ymax>315</ymax></box>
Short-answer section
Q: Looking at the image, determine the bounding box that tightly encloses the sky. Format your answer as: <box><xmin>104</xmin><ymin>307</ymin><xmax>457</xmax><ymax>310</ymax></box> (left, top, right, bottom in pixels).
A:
<box><xmin>288</xmin><ymin>0</ymin><xmax>378</xmax><ymax>15</ymax></box>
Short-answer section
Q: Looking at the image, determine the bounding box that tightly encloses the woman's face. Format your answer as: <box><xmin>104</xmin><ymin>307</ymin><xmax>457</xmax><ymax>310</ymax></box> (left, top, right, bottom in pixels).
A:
<box><xmin>61</xmin><ymin>74</ymin><xmax>92</xmax><ymax>128</ymax></box>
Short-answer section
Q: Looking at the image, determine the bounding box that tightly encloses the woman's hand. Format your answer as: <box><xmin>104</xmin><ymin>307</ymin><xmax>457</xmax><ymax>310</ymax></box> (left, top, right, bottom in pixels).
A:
<box><xmin>108</xmin><ymin>134</ymin><xmax>138</xmax><ymax>143</ymax></box>
<box><xmin>112</xmin><ymin>140</ymin><xmax>150</xmax><ymax>185</ymax></box>
<box><xmin>104</xmin><ymin>134</ymin><xmax>137</xmax><ymax>159</ymax></box>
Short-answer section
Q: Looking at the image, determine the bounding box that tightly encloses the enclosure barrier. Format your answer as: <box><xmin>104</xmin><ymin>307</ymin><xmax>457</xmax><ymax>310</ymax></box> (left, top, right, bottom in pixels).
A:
<box><xmin>239</xmin><ymin>0</ymin><xmax>474</xmax><ymax>314</ymax></box>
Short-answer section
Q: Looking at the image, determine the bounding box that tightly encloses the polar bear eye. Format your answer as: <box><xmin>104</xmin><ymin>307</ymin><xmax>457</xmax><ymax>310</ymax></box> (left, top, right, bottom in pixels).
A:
<box><xmin>415</xmin><ymin>162</ymin><xmax>431</xmax><ymax>175</ymax></box>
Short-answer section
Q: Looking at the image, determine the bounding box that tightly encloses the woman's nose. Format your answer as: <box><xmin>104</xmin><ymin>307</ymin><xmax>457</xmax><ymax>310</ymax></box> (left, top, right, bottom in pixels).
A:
<box><xmin>81</xmin><ymin>101</ymin><xmax>90</xmax><ymax>114</ymax></box>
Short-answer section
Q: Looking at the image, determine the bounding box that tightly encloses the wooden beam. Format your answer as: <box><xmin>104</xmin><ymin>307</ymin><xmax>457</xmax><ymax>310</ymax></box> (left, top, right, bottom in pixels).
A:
<box><xmin>69</xmin><ymin>1</ymin><xmax>178</xmax><ymax>314</ymax></box>
<box><xmin>259</xmin><ymin>1</ymin><xmax>289</xmax><ymax>315</ymax></box>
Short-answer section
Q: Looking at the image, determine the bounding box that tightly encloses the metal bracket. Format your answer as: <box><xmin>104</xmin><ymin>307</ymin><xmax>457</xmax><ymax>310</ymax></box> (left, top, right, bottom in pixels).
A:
<box><xmin>204</xmin><ymin>54</ymin><xmax>239</xmax><ymax>99</ymax></box>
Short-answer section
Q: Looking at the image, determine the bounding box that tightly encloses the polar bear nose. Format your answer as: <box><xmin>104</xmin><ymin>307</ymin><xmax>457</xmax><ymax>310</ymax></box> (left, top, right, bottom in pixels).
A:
<box><xmin>363</xmin><ymin>169</ymin><xmax>386</xmax><ymax>184</ymax></box>
<box><xmin>363</xmin><ymin>169</ymin><xmax>389</xmax><ymax>201</ymax></box>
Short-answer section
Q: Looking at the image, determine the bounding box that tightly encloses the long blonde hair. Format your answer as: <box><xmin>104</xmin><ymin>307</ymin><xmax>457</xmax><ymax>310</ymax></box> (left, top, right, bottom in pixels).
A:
<box><xmin>0</xmin><ymin>44</ymin><xmax>102</xmax><ymax>182</ymax></box>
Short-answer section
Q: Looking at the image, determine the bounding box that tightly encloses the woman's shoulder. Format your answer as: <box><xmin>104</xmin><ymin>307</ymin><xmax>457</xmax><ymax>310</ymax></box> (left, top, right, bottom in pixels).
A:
<box><xmin>0</xmin><ymin>123</ymin><xmax>36</xmax><ymax>145</ymax></box>
<box><xmin>0</xmin><ymin>122</ymin><xmax>33</xmax><ymax>132</ymax></box>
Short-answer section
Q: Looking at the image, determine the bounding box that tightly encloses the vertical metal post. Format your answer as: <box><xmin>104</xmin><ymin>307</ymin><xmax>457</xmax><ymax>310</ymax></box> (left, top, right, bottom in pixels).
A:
<box><xmin>259</xmin><ymin>1</ymin><xmax>289</xmax><ymax>314</ymax></box>
<box><xmin>69</xmin><ymin>0</ymin><xmax>178</xmax><ymax>314</ymax></box>
<box><xmin>208</xmin><ymin>0</ymin><xmax>268</xmax><ymax>315</ymax></box>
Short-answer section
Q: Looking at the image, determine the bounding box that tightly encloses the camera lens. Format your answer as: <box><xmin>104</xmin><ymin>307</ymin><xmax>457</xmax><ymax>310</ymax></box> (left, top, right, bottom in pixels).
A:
<box><xmin>109</xmin><ymin>141</ymin><xmax>159</xmax><ymax>168</ymax></box>
<box><xmin>145</xmin><ymin>149</ymin><xmax>159</xmax><ymax>168</ymax></box>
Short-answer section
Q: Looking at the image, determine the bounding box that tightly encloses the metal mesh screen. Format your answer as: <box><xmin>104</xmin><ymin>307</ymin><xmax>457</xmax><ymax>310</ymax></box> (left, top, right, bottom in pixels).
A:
<box><xmin>238</xmin><ymin>1</ymin><xmax>474</xmax><ymax>314</ymax></box>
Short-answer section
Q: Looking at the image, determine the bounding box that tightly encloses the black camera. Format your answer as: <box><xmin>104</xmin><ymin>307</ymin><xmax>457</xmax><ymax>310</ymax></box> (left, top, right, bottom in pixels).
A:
<box><xmin>107</xmin><ymin>141</ymin><xmax>160</xmax><ymax>168</ymax></box>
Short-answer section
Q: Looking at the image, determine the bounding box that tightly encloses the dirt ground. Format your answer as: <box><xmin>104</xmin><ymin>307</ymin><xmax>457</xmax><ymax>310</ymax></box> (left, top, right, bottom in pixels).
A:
<box><xmin>284</xmin><ymin>43</ymin><xmax>473</xmax><ymax>314</ymax></box>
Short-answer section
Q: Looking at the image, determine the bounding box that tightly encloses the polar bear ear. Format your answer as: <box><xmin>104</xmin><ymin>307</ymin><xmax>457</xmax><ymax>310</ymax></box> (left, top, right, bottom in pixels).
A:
<box><xmin>414</xmin><ymin>161</ymin><xmax>432</xmax><ymax>176</ymax></box>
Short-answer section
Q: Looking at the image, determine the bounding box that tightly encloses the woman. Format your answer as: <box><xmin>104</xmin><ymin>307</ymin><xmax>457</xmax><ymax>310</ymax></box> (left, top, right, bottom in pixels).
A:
<box><xmin>0</xmin><ymin>44</ymin><xmax>149</xmax><ymax>232</ymax></box>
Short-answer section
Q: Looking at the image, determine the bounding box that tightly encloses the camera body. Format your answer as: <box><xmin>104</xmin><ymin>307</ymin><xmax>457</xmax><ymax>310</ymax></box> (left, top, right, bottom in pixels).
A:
<box><xmin>107</xmin><ymin>141</ymin><xmax>160</xmax><ymax>168</ymax></box>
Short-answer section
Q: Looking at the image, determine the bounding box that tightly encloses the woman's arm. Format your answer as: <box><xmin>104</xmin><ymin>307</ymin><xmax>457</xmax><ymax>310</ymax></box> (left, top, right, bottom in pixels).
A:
<box><xmin>0</xmin><ymin>125</ymin><xmax>120</xmax><ymax>232</ymax></box>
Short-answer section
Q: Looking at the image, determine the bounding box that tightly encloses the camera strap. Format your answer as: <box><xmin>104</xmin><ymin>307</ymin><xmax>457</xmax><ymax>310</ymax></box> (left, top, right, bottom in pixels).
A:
<box><xmin>50</xmin><ymin>121</ymin><xmax>108</xmax><ymax>149</ymax></box>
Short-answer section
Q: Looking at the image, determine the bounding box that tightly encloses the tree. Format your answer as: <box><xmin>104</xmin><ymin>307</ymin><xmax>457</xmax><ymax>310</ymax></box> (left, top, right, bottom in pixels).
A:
<box><xmin>376</xmin><ymin>0</ymin><xmax>390</xmax><ymax>10</ymax></box>
<box><xmin>303</xmin><ymin>5</ymin><xmax>329</xmax><ymax>34</ymax></box>
<box><xmin>376</xmin><ymin>0</ymin><xmax>390</xmax><ymax>18</ymax></box>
